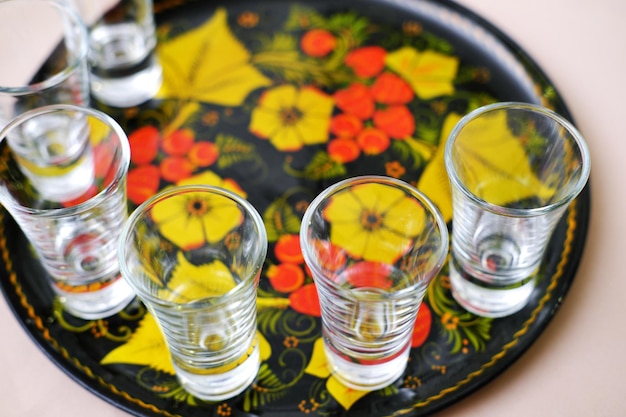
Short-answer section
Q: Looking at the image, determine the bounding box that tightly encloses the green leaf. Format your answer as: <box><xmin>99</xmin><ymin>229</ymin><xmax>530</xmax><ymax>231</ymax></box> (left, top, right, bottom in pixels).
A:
<box><xmin>243</xmin><ymin>363</ymin><xmax>290</xmax><ymax>410</ymax></box>
<box><xmin>216</xmin><ymin>133</ymin><xmax>260</xmax><ymax>169</ymax></box>
<box><xmin>263</xmin><ymin>195</ymin><xmax>303</xmax><ymax>242</ymax></box>
<box><xmin>284</xmin><ymin>151</ymin><xmax>346</xmax><ymax>181</ymax></box>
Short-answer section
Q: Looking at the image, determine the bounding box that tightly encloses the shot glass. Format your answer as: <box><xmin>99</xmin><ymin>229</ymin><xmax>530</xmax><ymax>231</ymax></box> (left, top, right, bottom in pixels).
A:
<box><xmin>444</xmin><ymin>102</ymin><xmax>590</xmax><ymax>318</ymax></box>
<box><xmin>118</xmin><ymin>185</ymin><xmax>268</xmax><ymax>401</ymax></box>
<box><xmin>300</xmin><ymin>176</ymin><xmax>448</xmax><ymax>391</ymax></box>
<box><xmin>76</xmin><ymin>0</ymin><xmax>163</xmax><ymax>107</ymax></box>
<box><xmin>0</xmin><ymin>104</ymin><xmax>135</xmax><ymax>319</ymax></box>
<box><xmin>0</xmin><ymin>0</ymin><xmax>90</xmax><ymax>127</ymax></box>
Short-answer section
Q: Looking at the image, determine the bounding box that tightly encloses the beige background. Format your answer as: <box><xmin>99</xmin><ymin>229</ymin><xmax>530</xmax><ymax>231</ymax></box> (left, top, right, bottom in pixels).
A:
<box><xmin>1</xmin><ymin>0</ymin><xmax>624</xmax><ymax>415</ymax></box>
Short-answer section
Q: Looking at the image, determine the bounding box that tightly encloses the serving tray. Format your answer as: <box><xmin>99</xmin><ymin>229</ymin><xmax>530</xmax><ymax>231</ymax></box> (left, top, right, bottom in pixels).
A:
<box><xmin>0</xmin><ymin>0</ymin><xmax>590</xmax><ymax>415</ymax></box>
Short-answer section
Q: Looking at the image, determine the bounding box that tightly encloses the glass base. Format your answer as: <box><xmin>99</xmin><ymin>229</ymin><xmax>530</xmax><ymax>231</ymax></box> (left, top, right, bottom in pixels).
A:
<box><xmin>56</xmin><ymin>275</ymin><xmax>136</xmax><ymax>320</ymax></box>
<box><xmin>174</xmin><ymin>343</ymin><xmax>260</xmax><ymax>401</ymax></box>
<box><xmin>90</xmin><ymin>60</ymin><xmax>163</xmax><ymax>108</ymax></box>
<box><xmin>323</xmin><ymin>341</ymin><xmax>409</xmax><ymax>391</ymax></box>
<box><xmin>449</xmin><ymin>259</ymin><xmax>536</xmax><ymax>318</ymax></box>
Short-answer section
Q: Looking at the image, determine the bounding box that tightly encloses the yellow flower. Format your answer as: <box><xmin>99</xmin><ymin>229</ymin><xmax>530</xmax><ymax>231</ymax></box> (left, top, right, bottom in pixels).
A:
<box><xmin>385</xmin><ymin>46</ymin><xmax>459</xmax><ymax>99</ymax></box>
<box><xmin>177</xmin><ymin>171</ymin><xmax>247</xmax><ymax>199</ymax></box>
<box><xmin>151</xmin><ymin>186</ymin><xmax>243</xmax><ymax>250</ymax></box>
<box><xmin>249</xmin><ymin>85</ymin><xmax>334</xmax><ymax>151</ymax></box>
<box><xmin>322</xmin><ymin>182</ymin><xmax>425</xmax><ymax>264</ymax></box>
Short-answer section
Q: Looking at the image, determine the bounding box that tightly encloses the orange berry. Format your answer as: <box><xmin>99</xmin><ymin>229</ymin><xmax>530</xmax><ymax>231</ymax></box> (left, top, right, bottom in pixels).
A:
<box><xmin>327</xmin><ymin>138</ymin><xmax>360</xmax><ymax>163</ymax></box>
<box><xmin>301</xmin><ymin>29</ymin><xmax>336</xmax><ymax>57</ymax></box>
<box><xmin>267</xmin><ymin>263</ymin><xmax>305</xmax><ymax>293</ymax></box>
<box><xmin>289</xmin><ymin>283</ymin><xmax>321</xmax><ymax>317</ymax></box>
<box><xmin>329</xmin><ymin>113</ymin><xmax>363</xmax><ymax>138</ymax></box>
<box><xmin>274</xmin><ymin>234</ymin><xmax>304</xmax><ymax>264</ymax></box>
<box><xmin>356</xmin><ymin>127</ymin><xmax>390</xmax><ymax>155</ymax></box>
<box><xmin>129</xmin><ymin>125</ymin><xmax>160</xmax><ymax>165</ymax></box>
<box><xmin>345</xmin><ymin>46</ymin><xmax>387</xmax><ymax>78</ymax></box>
<box><xmin>127</xmin><ymin>165</ymin><xmax>160</xmax><ymax>205</ymax></box>
<box><xmin>189</xmin><ymin>141</ymin><xmax>219</xmax><ymax>167</ymax></box>
<box><xmin>334</xmin><ymin>83</ymin><xmax>375</xmax><ymax>120</ymax></box>
<box><xmin>162</xmin><ymin>129</ymin><xmax>195</xmax><ymax>156</ymax></box>
<box><xmin>159</xmin><ymin>156</ymin><xmax>194</xmax><ymax>182</ymax></box>
<box><xmin>373</xmin><ymin>105</ymin><xmax>415</xmax><ymax>139</ymax></box>
<box><xmin>370</xmin><ymin>72</ymin><xmax>414</xmax><ymax>105</ymax></box>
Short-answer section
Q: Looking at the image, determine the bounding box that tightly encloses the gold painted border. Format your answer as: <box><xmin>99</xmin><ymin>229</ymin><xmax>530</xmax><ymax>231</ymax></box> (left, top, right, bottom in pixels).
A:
<box><xmin>0</xmin><ymin>212</ymin><xmax>183</xmax><ymax>417</ymax></box>
<box><xmin>391</xmin><ymin>202</ymin><xmax>580</xmax><ymax>416</ymax></box>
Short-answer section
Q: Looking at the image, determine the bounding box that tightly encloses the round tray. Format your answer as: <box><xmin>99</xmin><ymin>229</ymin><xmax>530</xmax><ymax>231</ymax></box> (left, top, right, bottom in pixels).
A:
<box><xmin>0</xmin><ymin>0</ymin><xmax>590</xmax><ymax>416</ymax></box>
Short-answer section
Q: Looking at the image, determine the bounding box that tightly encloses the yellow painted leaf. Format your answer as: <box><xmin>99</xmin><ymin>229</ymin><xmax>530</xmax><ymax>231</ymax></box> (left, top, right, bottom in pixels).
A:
<box><xmin>100</xmin><ymin>313</ymin><xmax>269</xmax><ymax>375</ymax></box>
<box><xmin>158</xmin><ymin>252</ymin><xmax>237</xmax><ymax>303</ymax></box>
<box><xmin>258</xmin><ymin>331</ymin><xmax>272</xmax><ymax>362</ymax></box>
<box><xmin>327</xmin><ymin>375</ymin><xmax>370</xmax><ymax>410</ymax></box>
<box><xmin>156</xmin><ymin>8</ymin><xmax>271</xmax><ymax>106</ymax></box>
<box><xmin>100</xmin><ymin>313</ymin><xmax>175</xmax><ymax>375</ymax></box>
<box><xmin>417</xmin><ymin>112</ymin><xmax>463</xmax><ymax>223</ymax></box>
<box><xmin>452</xmin><ymin>110</ymin><xmax>556</xmax><ymax>204</ymax></box>
<box><xmin>304</xmin><ymin>338</ymin><xmax>331</xmax><ymax>379</ymax></box>
<box><xmin>385</xmin><ymin>47</ymin><xmax>459</xmax><ymax>99</ymax></box>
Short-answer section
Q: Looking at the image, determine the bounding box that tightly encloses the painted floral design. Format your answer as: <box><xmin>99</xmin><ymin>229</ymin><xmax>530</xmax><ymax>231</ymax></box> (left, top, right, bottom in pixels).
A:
<box><xmin>249</xmin><ymin>85</ymin><xmax>334</xmax><ymax>151</ymax></box>
<box><xmin>73</xmin><ymin>2</ymin><xmax>535</xmax><ymax>414</ymax></box>
<box><xmin>323</xmin><ymin>44</ymin><xmax>455</xmax><ymax>165</ymax></box>
<box><xmin>322</xmin><ymin>182</ymin><xmax>425</xmax><ymax>264</ymax></box>
<box><xmin>150</xmin><ymin>184</ymin><xmax>243</xmax><ymax>250</ymax></box>
<box><xmin>156</xmin><ymin>7</ymin><xmax>271</xmax><ymax>106</ymax></box>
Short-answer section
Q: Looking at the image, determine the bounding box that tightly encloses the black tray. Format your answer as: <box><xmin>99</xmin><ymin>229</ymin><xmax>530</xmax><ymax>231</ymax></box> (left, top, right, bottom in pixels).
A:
<box><xmin>0</xmin><ymin>0</ymin><xmax>590</xmax><ymax>416</ymax></box>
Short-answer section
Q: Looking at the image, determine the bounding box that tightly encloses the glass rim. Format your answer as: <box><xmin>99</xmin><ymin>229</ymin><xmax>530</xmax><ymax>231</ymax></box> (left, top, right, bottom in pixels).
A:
<box><xmin>118</xmin><ymin>184</ymin><xmax>268</xmax><ymax>308</ymax></box>
<box><xmin>444</xmin><ymin>101</ymin><xmax>591</xmax><ymax>217</ymax></box>
<box><xmin>300</xmin><ymin>175</ymin><xmax>449</xmax><ymax>297</ymax></box>
<box><xmin>0</xmin><ymin>104</ymin><xmax>131</xmax><ymax>216</ymax></box>
<box><xmin>0</xmin><ymin>0</ymin><xmax>88</xmax><ymax>94</ymax></box>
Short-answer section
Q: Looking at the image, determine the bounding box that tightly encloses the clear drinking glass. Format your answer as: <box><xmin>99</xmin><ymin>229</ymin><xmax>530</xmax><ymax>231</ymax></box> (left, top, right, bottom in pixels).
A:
<box><xmin>0</xmin><ymin>0</ymin><xmax>89</xmax><ymax>127</ymax></box>
<box><xmin>0</xmin><ymin>104</ymin><xmax>135</xmax><ymax>319</ymax></box>
<box><xmin>118</xmin><ymin>185</ymin><xmax>268</xmax><ymax>401</ymax></box>
<box><xmin>77</xmin><ymin>0</ymin><xmax>163</xmax><ymax>107</ymax></box>
<box><xmin>300</xmin><ymin>176</ymin><xmax>448</xmax><ymax>391</ymax></box>
<box><xmin>444</xmin><ymin>102</ymin><xmax>590</xmax><ymax>317</ymax></box>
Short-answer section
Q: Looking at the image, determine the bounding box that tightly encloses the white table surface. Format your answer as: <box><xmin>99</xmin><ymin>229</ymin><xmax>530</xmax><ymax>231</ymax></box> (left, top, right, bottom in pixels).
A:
<box><xmin>1</xmin><ymin>0</ymin><xmax>625</xmax><ymax>415</ymax></box>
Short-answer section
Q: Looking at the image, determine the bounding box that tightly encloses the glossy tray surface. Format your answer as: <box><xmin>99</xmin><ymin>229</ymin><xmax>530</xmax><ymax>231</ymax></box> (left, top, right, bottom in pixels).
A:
<box><xmin>0</xmin><ymin>0</ymin><xmax>589</xmax><ymax>416</ymax></box>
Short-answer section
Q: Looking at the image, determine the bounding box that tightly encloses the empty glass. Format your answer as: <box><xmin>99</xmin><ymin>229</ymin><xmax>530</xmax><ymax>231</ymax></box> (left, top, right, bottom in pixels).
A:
<box><xmin>300</xmin><ymin>176</ymin><xmax>448</xmax><ymax>390</ymax></box>
<box><xmin>444</xmin><ymin>102</ymin><xmax>590</xmax><ymax>317</ymax></box>
<box><xmin>0</xmin><ymin>104</ymin><xmax>135</xmax><ymax>319</ymax></box>
<box><xmin>76</xmin><ymin>0</ymin><xmax>163</xmax><ymax>107</ymax></box>
<box><xmin>118</xmin><ymin>185</ymin><xmax>268</xmax><ymax>400</ymax></box>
